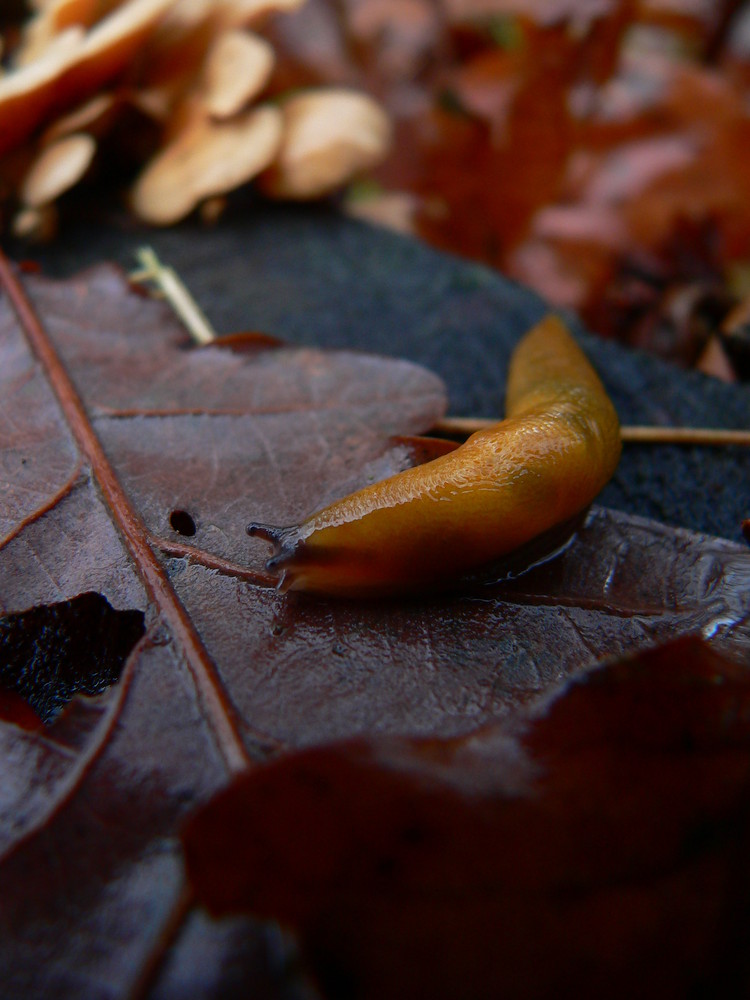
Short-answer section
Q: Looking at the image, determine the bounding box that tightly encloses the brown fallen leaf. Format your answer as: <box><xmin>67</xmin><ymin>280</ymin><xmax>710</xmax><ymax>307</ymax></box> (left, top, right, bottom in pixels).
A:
<box><xmin>0</xmin><ymin>259</ymin><xmax>748</xmax><ymax>993</ymax></box>
<box><xmin>183</xmin><ymin>635</ymin><xmax>750</xmax><ymax>1000</ymax></box>
<box><xmin>0</xmin><ymin>257</ymin><xmax>442</xmax><ymax>993</ymax></box>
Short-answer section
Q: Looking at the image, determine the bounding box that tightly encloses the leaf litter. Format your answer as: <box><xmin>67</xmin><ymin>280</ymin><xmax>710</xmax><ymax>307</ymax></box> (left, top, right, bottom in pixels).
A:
<box><xmin>0</xmin><ymin>259</ymin><xmax>749</xmax><ymax>995</ymax></box>
<box><xmin>268</xmin><ymin>0</ymin><xmax>750</xmax><ymax>376</ymax></box>
<box><xmin>184</xmin><ymin>636</ymin><xmax>750</xmax><ymax>1000</ymax></box>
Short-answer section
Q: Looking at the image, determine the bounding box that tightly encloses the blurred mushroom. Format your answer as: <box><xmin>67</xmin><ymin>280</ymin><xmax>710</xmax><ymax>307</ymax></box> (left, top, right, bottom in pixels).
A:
<box><xmin>131</xmin><ymin>102</ymin><xmax>282</xmax><ymax>223</ymax></box>
<box><xmin>259</xmin><ymin>88</ymin><xmax>392</xmax><ymax>199</ymax></box>
<box><xmin>12</xmin><ymin>203</ymin><xmax>59</xmax><ymax>241</ymax></box>
<box><xmin>42</xmin><ymin>91</ymin><xmax>118</xmax><ymax>142</ymax></box>
<box><xmin>0</xmin><ymin>0</ymin><xmax>175</xmax><ymax>157</ymax></box>
<box><xmin>15</xmin><ymin>0</ymin><xmax>101</xmax><ymax>67</ymax></box>
<box><xmin>218</xmin><ymin>0</ymin><xmax>308</xmax><ymax>29</ymax></box>
<box><xmin>138</xmin><ymin>0</ymin><xmax>304</xmax><ymax>117</ymax></box>
<box><xmin>695</xmin><ymin>335</ymin><xmax>737</xmax><ymax>383</ymax></box>
<box><xmin>345</xmin><ymin>188</ymin><xmax>417</xmax><ymax>236</ymax></box>
<box><xmin>21</xmin><ymin>131</ymin><xmax>97</xmax><ymax>206</ymax></box>
<box><xmin>0</xmin><ymin>0</ymin><xmax>391</xmax><ymax>236</ymax></box>
<box><xmin>199</xmin><ymin>194</ymin><xmax>228</xmax><ymax>223</ymax></box>
<box><xmin>203</xmin><ymin>29</ymin><xmax>274</xmax><ymax>119</ymax></box>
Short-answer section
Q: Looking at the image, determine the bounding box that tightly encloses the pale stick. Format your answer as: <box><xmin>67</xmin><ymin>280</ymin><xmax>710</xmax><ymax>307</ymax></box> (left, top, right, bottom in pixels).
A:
<box><xmin>130</xmin><ymin>246</ymin><xmax>217</xmax><ymax>345</ymax></box>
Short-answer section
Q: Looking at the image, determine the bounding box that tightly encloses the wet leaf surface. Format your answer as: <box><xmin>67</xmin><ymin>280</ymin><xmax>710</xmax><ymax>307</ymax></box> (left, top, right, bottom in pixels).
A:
<box><xmin>171</xmin><ymin>505</ymin><xmax>750</xmax><ymax>746</ymax></box>
<box><xmin>0</xmin><ymin>260</ymin><xmax>445</xmax><ymax>996</ymax></box>
<box><xmin>0</xmin><ymin>258</ymin><xmax>749</xmax><ymax>995</ymax></box>
<box><xmin>184</xmin><ymin>636</ymin><xmax>750</xmax><ymax>1000</ymax></box>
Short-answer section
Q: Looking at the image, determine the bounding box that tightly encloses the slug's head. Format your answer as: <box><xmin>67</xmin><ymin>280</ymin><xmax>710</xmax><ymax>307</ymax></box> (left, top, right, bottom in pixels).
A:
<box><xmin>247</xmin><ymin>521</ymin><xmax>306</xmax><ymax>592</ymax></box>
<box><xmin>249</xmin><ymin>518</ymin><xmax>387</xmax><ymax>597</ymax></box>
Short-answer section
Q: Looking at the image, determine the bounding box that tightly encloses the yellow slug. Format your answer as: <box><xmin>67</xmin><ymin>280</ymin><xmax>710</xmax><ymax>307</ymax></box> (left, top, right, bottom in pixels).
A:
<box><xmin>248</xmin><ymin>315</ymin><xmax>621</xmax><ymax>597</ymax></box>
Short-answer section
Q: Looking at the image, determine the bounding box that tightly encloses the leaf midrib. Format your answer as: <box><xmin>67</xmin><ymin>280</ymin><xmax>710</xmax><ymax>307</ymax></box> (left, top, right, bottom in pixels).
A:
<box><xmin>0</xmin><ymin>250</ymin><xmax>259</xmax><ymax>775</ymax></box>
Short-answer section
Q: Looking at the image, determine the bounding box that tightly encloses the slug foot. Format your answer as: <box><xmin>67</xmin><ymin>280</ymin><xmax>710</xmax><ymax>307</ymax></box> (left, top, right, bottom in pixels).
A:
<box><xmin>472</xmin><ymin>507</ymin><xmax>591</xmax><ymax>589</ymax></box>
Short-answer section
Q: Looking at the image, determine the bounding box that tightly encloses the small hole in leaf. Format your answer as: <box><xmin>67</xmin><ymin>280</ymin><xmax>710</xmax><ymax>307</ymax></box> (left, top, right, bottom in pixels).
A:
<box><xmin>170</xmin><ymin>509</ymin><xmax>196</xmax><ymax>536</ymax></box>
<box><xmin>0</xmin><ymin>592</ymin><xmax>145</xmax><ymax>724</ymax></box>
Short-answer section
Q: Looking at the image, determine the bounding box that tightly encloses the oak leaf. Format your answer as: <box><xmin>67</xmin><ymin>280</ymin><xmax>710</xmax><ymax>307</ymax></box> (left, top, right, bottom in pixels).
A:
<box><xmin>0</xmin><ymin>260</ymin><xmax>748</xmax><ymax>994</ymax></box>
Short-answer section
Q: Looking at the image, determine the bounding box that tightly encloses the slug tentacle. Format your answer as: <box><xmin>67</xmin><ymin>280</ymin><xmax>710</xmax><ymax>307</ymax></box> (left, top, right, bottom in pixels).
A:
<box><xmin>247</xmin><ymin>522</ymin><xmax>306</xmax><ymax>592</ymax></box>
<box><xmin>247</xmin><ymin>315</ymin><xmax>621</xmax><ymax>598</ymax></box>
<box><xmin>247</xmin><ymin>521</ymin><xmax>303</xmax><ymax>562</ymax></box>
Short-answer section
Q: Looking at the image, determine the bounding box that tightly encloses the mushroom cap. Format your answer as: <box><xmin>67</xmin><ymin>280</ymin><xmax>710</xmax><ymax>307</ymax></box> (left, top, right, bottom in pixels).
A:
<box><xmin>21</xmin><ymin>131</ymin><xmax>97</xmax><ymax>207</ymax></box>
<box><xmin>203</xmin><ymin>29</ymin><xmax>275</xmax><ymax>119</ymax></box>
<box><xmin>345</xmin><ymin>189</ymin><xmax>418</xmax><ymax>236</ymax></box>
<box><xmin>260</xmin><ymin>88</ymin><xmax>392</xmax><ymax>200</ymax></box>
<box><xmin>12</xmin><ymin>203</ymin><xmax>59</xmax><ymax>242</ymax></box>
<box><xmin>218</xmin><ymin>0</ymin><xmax>307</xmax><ymax>28</ymax></box>
<box><xmin>0</xmin><ymin>0</ymin><xmax>176</xmax><ymax>158</ymax></box>
<box><xmin>15</xmin><ymin>0</ymin><xmax>102</xmax><ymax>67</ymax></box>
<box><xmin>42</xmin><ymin>91</ymin><xmax>118</xmax><ymax>142</ymax></box>
<box><xmin>131</xmin><ymin>102</ymin><xmax>283</xmax><ymax>224</ymax></box>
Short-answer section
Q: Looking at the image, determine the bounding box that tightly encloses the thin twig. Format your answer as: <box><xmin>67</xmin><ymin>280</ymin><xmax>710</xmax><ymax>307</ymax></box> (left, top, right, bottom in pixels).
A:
<box><xmin>619</xmin><ymin>426</ymin><xmax>750</xmax><ymax>446</ymax></box>
<box><xmin>152</xmin><ymin>533</ymin><xmax>279</xmax><ymax>588</ymax></box>
<box><xmin>131</xmin><ymin>247</ymin><xmax>217</xmax><ymax>345</ymax></box>
<box><xmin>433</xmin><ymin>416</ymin><xmax>750</xmax><ymax>447</ymax></box>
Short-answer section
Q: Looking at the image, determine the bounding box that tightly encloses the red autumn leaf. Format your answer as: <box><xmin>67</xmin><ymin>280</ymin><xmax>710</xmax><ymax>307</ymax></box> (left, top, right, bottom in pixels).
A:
<box><xmin>183</xmin><ymin>636</ymin><xmax>750</xmax><ymax>1000</ymax></box>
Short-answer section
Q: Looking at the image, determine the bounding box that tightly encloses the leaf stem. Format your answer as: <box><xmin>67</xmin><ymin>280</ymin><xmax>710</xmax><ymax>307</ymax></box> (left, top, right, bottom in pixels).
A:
<box><xmin>153</xmin><ymin>533</ymin><xmax>279</xmax><ymax>588</ymax></box>
<box><xmin>131</xmin><ymin>247</ymin><xmax>217</xmax><ymax>345</ymax></box>
<box><xmin>433</xmin><ymin>417</ymin><xmax>750</xmax><ymax>447</ymax></box>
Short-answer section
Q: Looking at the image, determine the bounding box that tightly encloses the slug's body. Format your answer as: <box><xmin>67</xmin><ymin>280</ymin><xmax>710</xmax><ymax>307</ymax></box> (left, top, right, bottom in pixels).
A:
<box><xmin>249</xmin><ymin>315</ymin><xmax>621</xmax><ymax>597</ymax></box>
